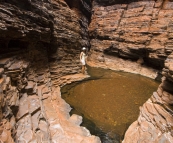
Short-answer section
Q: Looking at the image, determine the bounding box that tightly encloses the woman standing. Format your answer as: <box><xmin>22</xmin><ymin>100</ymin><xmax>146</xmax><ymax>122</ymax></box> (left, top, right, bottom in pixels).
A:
<box><xmin>80</xmin><ymin>47</ymin><xmax>87</xmax><ymax>74</ymax></box>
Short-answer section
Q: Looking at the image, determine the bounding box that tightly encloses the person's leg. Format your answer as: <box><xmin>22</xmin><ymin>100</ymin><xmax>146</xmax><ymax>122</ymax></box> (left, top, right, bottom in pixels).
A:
<box><xmin>82</xmin><ymin>65</ymin><xmax>86</xmax><ymax>74</ymax></box>
<box><xmin>83</xmin><ymin>65</ymin><xmax>86</xmax><ymax>74</ymax></box>
<box><xmin>82</xmin><ymin>65</ymin><xmax>84</xmax><ymax>74</ymax></box>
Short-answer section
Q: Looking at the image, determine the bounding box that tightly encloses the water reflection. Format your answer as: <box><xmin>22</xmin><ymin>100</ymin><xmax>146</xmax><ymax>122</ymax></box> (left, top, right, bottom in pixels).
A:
<box><xmin>61</xmin><ymin>67</ymin><xmax>160</xmax><ymax>143</ymax></box>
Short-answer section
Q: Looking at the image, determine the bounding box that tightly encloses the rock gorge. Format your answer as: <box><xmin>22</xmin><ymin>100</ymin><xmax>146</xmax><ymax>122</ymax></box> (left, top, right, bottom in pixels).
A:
<box><xmin>0</xmin><ymin>0</ymin><xmax>172</xmax><ymax>143</ymax></box>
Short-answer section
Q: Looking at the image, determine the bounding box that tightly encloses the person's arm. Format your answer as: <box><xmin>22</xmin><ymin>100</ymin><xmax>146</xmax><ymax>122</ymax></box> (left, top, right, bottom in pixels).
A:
<box><xmin>85</xmin><ymin>53</ymin><xmax>87</xmax><ymax>62</ymax></box>
<box><xmin>80</xmin><ymin>52</ymin><xmax>83</xmax><ymax>61</ymax></box>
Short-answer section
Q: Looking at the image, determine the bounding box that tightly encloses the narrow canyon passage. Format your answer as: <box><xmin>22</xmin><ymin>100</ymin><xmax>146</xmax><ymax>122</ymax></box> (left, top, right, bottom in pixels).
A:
<box><xmin>0</xmin><ymin>0</ymin><xmax>173</xmax><ymax>142</ymax></box>
<box><xmin>61</xmin><ymin>67</ymin><xmax>160</xmax><ymax>143</ymax></box>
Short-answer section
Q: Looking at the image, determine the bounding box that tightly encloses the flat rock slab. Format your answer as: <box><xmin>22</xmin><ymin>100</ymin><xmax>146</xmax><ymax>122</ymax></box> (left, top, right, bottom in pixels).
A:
<box><xmin>8</xmin><ymin>62</ymin><xmax>21</xmax><ymax>71</ymax></box>
<box><xmin>87</xmin><ymin>57</ymin><xmax>158</xmax><ymax>79</ymax></box>
<box><xmin>0</xmin><ymin>58</ymin><xmax>11</xmax><ymax>67</ymax></box>
<box><xmin>28</xmin><ymin>95</ymin><xmax>40</xmax><ymax>114</ymax></box>
<box><xmin>42</xmin><ymin>86</ymin><xmax>101</xmax><ymax>143</ymax></box>
<box><xmin>17</xmin><ymin>93</ymin><xmax>29</xmax><ymax>119</ymax></box>
<box><xmin>59</xmin><ymin>73</ymin><xmax>90</xmax><ymax>87</ymax></box>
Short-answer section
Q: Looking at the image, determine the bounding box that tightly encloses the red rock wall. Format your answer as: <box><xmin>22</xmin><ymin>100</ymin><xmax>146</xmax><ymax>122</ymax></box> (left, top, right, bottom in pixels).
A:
<box><xmin>0</xmin><ymin>0</ymin><xmax>101</xmax><ymax>142</ymax></box>
<box><xmin>89</xmin><ymin>1</ymin><xmax>173</xmax><ymax>142</ymax></box>
<box><xmin>89</xmin><ymin>0</ymin><xmax>173</xmax><ymax>69</ymax></box>
<box><xmin>0</xmin><ymin>0</ymin><xmax>173</xmax><ymax>142</ymax></box>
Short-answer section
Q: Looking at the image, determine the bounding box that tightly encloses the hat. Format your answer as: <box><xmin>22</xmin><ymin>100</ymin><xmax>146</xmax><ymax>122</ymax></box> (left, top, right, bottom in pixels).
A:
<box><xmin>82</xmin><ymin>47</ymin><xmax>86</xmax><ymax>50</ymax></box>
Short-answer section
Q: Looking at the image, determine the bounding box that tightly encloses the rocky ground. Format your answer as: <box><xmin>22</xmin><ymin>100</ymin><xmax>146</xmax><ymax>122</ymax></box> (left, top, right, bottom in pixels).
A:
<box><xmin>87</xmin><ymin>54</ymin><xmax>158</xmax><ymax>79</ymax></box>
<box><xmin>0</xmin><ymin>48</ymin><xmax>100</xmax><ymax>143</ymax></box>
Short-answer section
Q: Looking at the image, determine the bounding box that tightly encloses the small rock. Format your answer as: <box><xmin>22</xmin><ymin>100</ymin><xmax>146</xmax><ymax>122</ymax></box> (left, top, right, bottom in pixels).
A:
<box><xmin>69</xmin><ymin>114</ymin><xmax>82</xmax><ymax>126</ymax></box>
<box><xmin>25</xmin><ymin>81</ymin><xmax>35</xmax><ymax>94</ymax></box>
<box><xmin>137</xmin><ymin>57</ymin><xmax>144</xmax><ymax>65</ymax></box>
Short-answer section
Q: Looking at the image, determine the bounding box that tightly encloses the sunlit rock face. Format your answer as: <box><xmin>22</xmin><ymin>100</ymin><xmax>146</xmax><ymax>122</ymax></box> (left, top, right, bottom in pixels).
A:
<box><xmin>0</xmin><ymin>0</ymin><xmax>100</xmax><ymax>143</ymax></box>
<box><xmin>89</xmin><ymin>0</ymin><xmax>173</xmax><ymax>69</ymax></box>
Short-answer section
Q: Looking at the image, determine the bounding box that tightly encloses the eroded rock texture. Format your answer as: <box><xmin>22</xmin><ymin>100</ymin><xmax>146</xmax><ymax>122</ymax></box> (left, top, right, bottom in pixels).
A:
<box><xmin>0</xmin><ymin>0</ymin><xmax>173</xmax><ymax>142</ymax></box>
<box><xmin>0</xmin><ymin>0</ymin><xmax>100</xmax><ymax>142</ymax></box>
<box><xmin>88</xmin><ymin>0</ymin><xmax>173</xmax><ymax>142</ymax></box>
<box><xmin>123</xmin><ymin>52</ymin><xmax>173</xmax><ymax>143</ymax></box>
<box><xmin>89</xmin><ymin>0</ymin><xmax>173</xmax><ymax>70</ymax></box>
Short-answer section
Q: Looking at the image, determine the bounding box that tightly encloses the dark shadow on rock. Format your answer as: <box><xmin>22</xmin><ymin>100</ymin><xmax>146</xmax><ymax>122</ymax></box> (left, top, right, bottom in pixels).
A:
<box><xmin>162</xmin><ymin>78</ymin><xmax>173</xmax><ymax>94</ymax></box>
<box><xmin>155</xmin><ymin>71</ymin><xmax>163</xmax><ymax>82</ymax></box>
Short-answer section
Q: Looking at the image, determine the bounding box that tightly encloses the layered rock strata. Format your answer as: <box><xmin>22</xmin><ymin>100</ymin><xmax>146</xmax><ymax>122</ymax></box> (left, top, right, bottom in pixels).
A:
<box><xmin>89</xmin><ymin>0</ymin><xmax>173</xmax><ymax>71</ymax></box>
<box><xmin>0</xmin><ymin>0</ymin><xmax>173</xmax><ymax>142</ymax></box>
<box><xmin>48</xmin><ymin>0</ymin><xmax>91</xmax><ymax>87</ymax></box>
<box><xmin>123</xmin><ymin>52</ymin><xmax>173</xmax><ymax>143</ymax></box>
<box><xmin>88</xmin><ymin>0</ymin><xmax>173</xmax><ymax>142</ymax></box>
<box><xmin>0</xmin><ymin>0</ymin><xmax>100</xmax><ymax>142</ymax></box>
<box><xmin>0</xmin><ymin>51</ymin><xmax>100</xmax><ymax>142</ymax></box>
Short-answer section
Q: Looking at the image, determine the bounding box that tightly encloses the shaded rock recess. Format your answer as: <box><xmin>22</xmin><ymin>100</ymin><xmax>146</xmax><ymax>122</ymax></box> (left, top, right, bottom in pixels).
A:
<box><xmin>0</xmin><ymin>0</ymin><xmax>173</xmax><ymax>143</ymax></box>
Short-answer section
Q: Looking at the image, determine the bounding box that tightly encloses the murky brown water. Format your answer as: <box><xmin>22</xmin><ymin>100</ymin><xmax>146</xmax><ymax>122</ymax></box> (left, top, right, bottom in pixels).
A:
<box><xmin>61</xmin><ymin>67</ymin><xmax>160</xmax><ymax>142</ymax></box>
